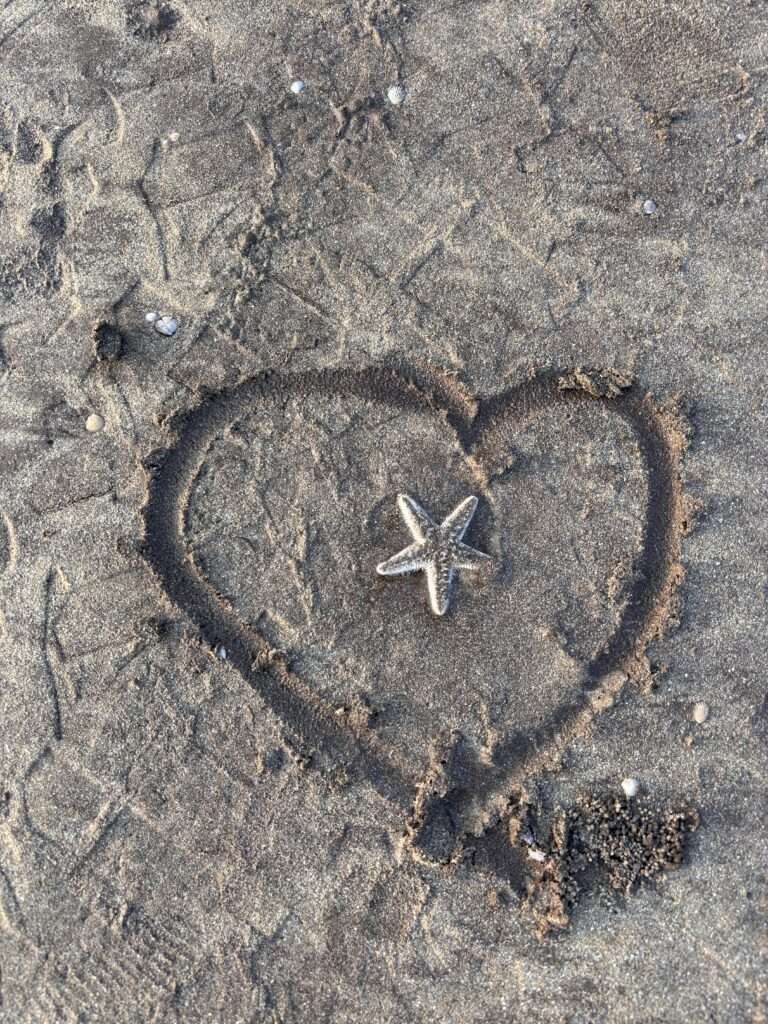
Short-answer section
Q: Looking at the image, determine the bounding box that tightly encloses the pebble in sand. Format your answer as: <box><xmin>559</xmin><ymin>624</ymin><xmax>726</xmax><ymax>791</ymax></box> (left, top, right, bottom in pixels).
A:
<box><xmin>621</xmin><ymin>777</ymin><xmax>640</xmax><ymax>798</ymax></box>
<box><xmin>85</xmin><ymin>413</ymin><xmax>105</xmax><ymax>433</ymax></box>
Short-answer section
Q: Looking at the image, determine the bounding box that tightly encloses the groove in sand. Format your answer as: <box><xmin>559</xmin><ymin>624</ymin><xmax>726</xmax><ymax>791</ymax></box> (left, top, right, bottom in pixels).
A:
<box><xmin>141</xmin><ymin>363</ymin><xmax>687</xmax><ymax>824</ymax></box>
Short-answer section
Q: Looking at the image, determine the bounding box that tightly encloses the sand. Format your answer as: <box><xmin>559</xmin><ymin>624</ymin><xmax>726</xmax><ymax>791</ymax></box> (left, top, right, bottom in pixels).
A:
<box><xmin>0</xmin><ymin>1</ymin><xmax>766</xmax><ymax>1021</ymax></box>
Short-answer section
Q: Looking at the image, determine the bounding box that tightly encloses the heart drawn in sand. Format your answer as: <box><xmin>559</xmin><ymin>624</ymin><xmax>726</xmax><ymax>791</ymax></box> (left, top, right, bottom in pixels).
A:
<box><xmin>142</xmin><ymin>364</ymin><xmax>687</xmax><ymax>863</ymax></box>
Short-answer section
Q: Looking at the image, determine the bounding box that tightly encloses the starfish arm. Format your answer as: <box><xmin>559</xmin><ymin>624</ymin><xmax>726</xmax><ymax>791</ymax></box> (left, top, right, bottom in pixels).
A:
<box><xmin>453</xmin><ymin>542</ymin><xmax>492</xmax><ymax>571</ymax></box>
<box><xmin>376</xmin><ymin>542</ymin><xmax>427</xmax><ymax>577</ymax></box>
<box><xmin>397</xmin><ymin>493</ymin><xmax>435</xmax><ymax>543</ymax></box>
<box><xmin>426</xmin><ymin>562</ymin><xmax>454</xmax><ymax>616</ymax></box>
<box><xmin>441</xmin><ymin>495</ymin><xmax>479</xmax><ymax>540</ymax></box>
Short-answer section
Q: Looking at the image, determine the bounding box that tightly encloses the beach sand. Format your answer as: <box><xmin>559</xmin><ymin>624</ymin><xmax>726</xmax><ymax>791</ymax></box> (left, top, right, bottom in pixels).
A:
<box><xmin>0</xmin><ymin>2</ymin><xmax>766</xmax><ymax>1020</ymax></box>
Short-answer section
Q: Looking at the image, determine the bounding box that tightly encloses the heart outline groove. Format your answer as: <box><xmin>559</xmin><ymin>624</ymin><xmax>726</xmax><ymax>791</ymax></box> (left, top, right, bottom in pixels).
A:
<box><xmin>141</xmin><ymin>363</ymin><xmax>688</xmax><ymax>862</ymax></box>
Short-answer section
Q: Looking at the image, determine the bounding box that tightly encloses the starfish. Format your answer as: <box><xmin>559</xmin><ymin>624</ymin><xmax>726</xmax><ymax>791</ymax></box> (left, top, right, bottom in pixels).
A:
<box><xmin>376</xmin><ymin>493</ymin><xmax>491</xmax><ymax>616</ymax></box>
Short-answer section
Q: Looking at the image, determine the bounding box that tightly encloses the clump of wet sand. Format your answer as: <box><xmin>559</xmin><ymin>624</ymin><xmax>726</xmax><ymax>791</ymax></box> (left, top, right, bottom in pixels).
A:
<box><xmin>523</xmin><ymin>792</ymin><xmax>699</xmax><ymax>936</ymax></box>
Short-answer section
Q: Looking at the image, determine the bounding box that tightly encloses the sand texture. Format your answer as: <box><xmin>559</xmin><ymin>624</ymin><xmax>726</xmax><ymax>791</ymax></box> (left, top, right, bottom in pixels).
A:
<box><xmin>1</xmin><ymin>1</ymin><xmax>767</xmax><ymax>1021</ymax></box>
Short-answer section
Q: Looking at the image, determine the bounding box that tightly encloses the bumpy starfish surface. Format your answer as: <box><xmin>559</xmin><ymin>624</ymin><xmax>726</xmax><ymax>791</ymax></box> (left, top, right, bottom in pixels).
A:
<box><xmin>376</xmin><ymin>493</ymin><xmax>491</xmax><ymax>616</ymax></box>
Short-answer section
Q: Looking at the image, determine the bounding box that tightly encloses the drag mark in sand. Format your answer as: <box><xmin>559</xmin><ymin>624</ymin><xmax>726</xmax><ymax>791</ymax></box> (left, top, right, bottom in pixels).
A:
<box><xmin>0</xmin><ymin>509</ymin><xmax>16</xmax><ymax>575</ymax></box>
<box><xmin>41</xmin><ymin>566</ymin><xmax>69</xmax><ymax>742</ymax></box>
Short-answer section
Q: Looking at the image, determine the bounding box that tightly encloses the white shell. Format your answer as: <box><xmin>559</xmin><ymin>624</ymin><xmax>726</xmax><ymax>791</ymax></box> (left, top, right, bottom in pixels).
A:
<box><xmin>527</xmin><ymin>848</ymin><xmax>546</xmax><ymax>863</ymax></box>
<box><xmin>642</xmin><ymin>199</ymin><xmax>657</xmax><ymax>215</ymax></box>
<box><xmin>215</xmin><ymin>644</ymin><xmax>227</xmax><ymax>660</ymax></box>
<box><xmin>621</xmin><ymin>777</ymin><xmax>640</xmax><ymax>798</ymax></box>
<box><xmin>154</xmin><ymin>315</ymin><xmax>178</xmax><ymax>336</ymax></box>
<box><xmin>145</xmin><ymin>311</ymin><xmax>160</xmax><ymax>322</ymax></box>
<box><xmin>387</xmin><ymin>84</ymin><xmax>406</xmax><ymax>106</ymax></box>
<box><xmin>85</xmin><ymin>413</ymin><xmax>105</xmax><ymax>433</ymax></box>
<box><xmin>693</xmin><ymin>701</ymin><xmax>710</xmax><ymax>723</ymax></box>
<box><xmin>290</xmin><ymin>79</ymin><xmax>306</xmax><ymax>94</ymax></box>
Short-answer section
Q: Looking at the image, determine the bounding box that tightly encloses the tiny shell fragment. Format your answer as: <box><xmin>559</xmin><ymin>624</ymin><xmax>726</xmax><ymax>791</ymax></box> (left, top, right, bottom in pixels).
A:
<box><xmin>154</xmin><ymin>315</ymin><xmax>178</xmax><ymax>337</ymax></box>
<box><xmin>387</xmin><ymin>84</ymin><xmax>406</xmax><ymax>105</ymax></box>
<box><xmin>621</xmin><ymin>777</ymin><xmax>640</xmax><ymax>798</ymax></box>
<box><xmin>693</xmin><ymin>701</ymin><xmax>710</xmax><ymax>723</ymax></box>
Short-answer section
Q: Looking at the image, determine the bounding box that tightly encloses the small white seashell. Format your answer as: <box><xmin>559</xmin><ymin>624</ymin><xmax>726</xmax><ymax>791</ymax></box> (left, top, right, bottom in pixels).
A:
<box><xmin>215</xmin><ymin>644</ymin><xmax>227</xmax><ymax>660</ymax></box>
<box><xmin>642</xmin><ymin>199</ymin><xmax>657</xmax><ymax>215</ymax></box>
<box><xmin>145</xmin><ymin>311</ymin><xmax>160</xmax><ymax>322</ymax></box>
<box><xmin>387</xmin><ymin>84</ymin><xmax>406</xmax><ymax>106</ymax></box>
<box><xmin>85</xmin><ymin>413</ymin><xmax>105</xmax><ymax>433</ymax></box>
<box><xmin>167</xmin><ymin>131</ymin><xmax>180</xmax><ymax>143</ymax></box>
<box><xmin>154</xmin><ymin>315</ymin><xmax>178</xmax><ymax>337</ymax></box>
<box><xmin>290</xmin><ymin>79</ymin><xmax>306</xmax><ymax>95</ymax></box>
<box><xmin>527</xmin><ymin>848</ymin><xmax>546</xmax><ymax>863</ymax></box>
<box><xmin>693</xmin><ymin>701</ymin><xmax>710</xmax><ymax>723</ymax></box>
<box><xmin>621</xmin><ymin>777</ymin><xmax>640</xmax><ymax>798</ymax></box>
<box><xmin>735</xmin><ymin>131</ymin><xmax>746</xmax><ymax>143</ymax></box>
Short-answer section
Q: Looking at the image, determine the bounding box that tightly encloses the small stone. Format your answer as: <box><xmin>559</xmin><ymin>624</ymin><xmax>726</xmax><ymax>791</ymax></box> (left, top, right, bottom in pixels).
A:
<box><xmin>693</xmin><ymin>701</ymin><xmax>710</xmax><ymax>724</ymax></box>
<box><xmin>735</xmin><ymin>131</ymin><xmax>746</xmax><ymax>143</ymax></box>
<box><xmin>154</xmin><ymin>315</ymin><xmax>178</xmax><ymax>337</ymax></box>
<box><xmin>85</xmin><ymin>413</ymin><xmax>105</xmax><ymax>433</ymax></box>
<box><xmin>145</xmin><ymin>311</ymin><xmax>160</xmax><ymax>323</ymax></box>
<box><xmin>167</xmin><ymin>131</ymin><xmax>180</xmax><ymax>143</ymax></box>
<box><xmin>621</xmin><ymin>777</ymin><xmax>640</xmax><ymax>798</ymax></box>
<box><xmin>387</xmin><ymin>84</ymin><xmax>406</xmax><ymax>106</ymax></box>
<box><xmin>290</xmin><ymin>79</ymin><xmax>306</xmax><ymax>95</ymax></box>
<box><xmin>643</xmin><ymin>199</ymin><xmax>658</xmax><ymax>215</ymax></box>
<box><xmin>527</xmin><ymin>848</ymin><xmax>546</xmax><ymax>863</ymax></box>
<box><xmin>214</xmin><ymin>643</ymin><xmax>227</xmax><ymax>660</ymax></box>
